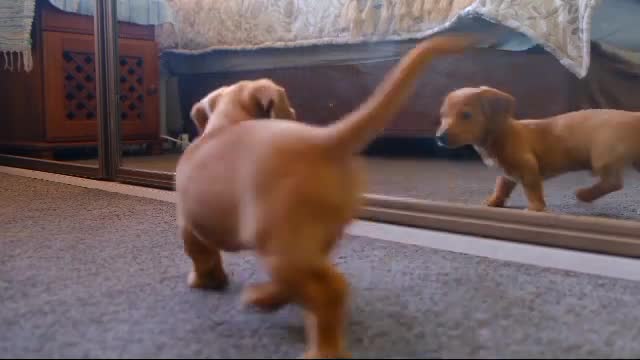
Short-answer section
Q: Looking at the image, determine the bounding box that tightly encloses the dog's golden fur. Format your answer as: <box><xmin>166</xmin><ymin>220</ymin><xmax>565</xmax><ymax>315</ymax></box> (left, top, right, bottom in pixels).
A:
<box><xmin>437</xmin><ymin>86</ymin><xmax>640</xmax><ymax>211</ymax></box>
<box><xmin>175</xmin><ymin>34</ymin><xmax>480</xmax><ymax>358</ymax></box>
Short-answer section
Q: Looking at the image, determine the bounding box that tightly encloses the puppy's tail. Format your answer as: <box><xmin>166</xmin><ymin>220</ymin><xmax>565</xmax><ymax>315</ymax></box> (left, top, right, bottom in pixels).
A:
<box><xmin>319</xmin><ymin>33</ymin><xmax>482</xmax><ymax>155</ymax></box>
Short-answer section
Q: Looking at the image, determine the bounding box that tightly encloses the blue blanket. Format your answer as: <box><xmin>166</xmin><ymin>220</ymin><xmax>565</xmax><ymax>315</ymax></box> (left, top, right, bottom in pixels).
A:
<box><xmin>47</xmin><ymin>0</ymin><xmax>173</xmax><ymax>26</ymax></box>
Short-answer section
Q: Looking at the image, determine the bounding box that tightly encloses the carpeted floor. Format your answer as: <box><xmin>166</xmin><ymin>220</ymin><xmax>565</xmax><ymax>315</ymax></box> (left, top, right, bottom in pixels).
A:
<box><xmin>2</xmin><ymin>173</ymin><xmax>640</xmax><ymax>358</ymax></box>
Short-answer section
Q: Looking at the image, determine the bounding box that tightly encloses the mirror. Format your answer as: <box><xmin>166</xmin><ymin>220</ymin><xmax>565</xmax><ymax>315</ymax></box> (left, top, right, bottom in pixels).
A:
<box><xmin>116</xmin><ymin>0</ymin><xmax>640</xmax><ymax>225</ymax></box>
<box><xmin>114</xmin><ymin>4</ymin><xmax>180</xmax><ymax>175</ymax></box>
<box><xmin>0</xmin><ymin>1</ymin><xmax>99</xmax><ymax>170</ymax></box>
<box><xmin>363</xmin><ymin>42</ymin><xmax>640</xmax><ymax>222</ymax></box>
<box><xmin>117</xmin><ymin>56</ymin><xmax>181</xmax><ymax>174</ymax></box>
<box><xmin>116</xmin><ymin>32</ymin><xmax>176</xmax><ymax>173</ymax></box>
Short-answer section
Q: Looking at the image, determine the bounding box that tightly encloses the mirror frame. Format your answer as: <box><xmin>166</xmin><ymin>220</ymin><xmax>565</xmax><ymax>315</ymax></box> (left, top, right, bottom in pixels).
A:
<box><xmin>0</xmin><ymin>155</ymin><xmax>99</xmax><ymax>178</ymax></box>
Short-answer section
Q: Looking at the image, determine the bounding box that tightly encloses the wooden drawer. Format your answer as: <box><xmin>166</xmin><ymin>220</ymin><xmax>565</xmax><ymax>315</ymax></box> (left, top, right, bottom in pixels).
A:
<box><xmin>43</xmin><ymin>31</ymin><xmax>159</xmax><ymax>142</ymax></box>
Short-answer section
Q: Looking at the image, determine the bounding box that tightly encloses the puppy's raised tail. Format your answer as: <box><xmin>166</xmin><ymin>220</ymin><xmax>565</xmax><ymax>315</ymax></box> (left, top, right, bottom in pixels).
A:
<box><xmin>320</xmin><ymin>33</ymin><xmax>482</xmax><ymax>155</ymax></box>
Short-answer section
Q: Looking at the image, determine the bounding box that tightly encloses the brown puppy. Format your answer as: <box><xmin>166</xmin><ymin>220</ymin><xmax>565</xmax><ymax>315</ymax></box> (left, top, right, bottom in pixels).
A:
<box><xmin>436</xmin><ymin>86</ymin><xmax>640</xmax><ymax>212</ymax></box>
<box><xmin>175</xmin><ymin>34</ymin><xmax>479</xmax><ymax>358</ymax></box>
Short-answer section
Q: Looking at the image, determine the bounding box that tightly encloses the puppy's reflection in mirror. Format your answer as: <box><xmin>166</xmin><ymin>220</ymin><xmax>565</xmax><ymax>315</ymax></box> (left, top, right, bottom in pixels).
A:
<box><xmin>437</xmin><ymin>86</ymin><xmax>640</xmax><ymax>213</ymax></box>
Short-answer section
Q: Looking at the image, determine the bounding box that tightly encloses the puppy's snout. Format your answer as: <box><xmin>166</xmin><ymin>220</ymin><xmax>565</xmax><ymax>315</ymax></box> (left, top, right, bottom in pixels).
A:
<box><xmin>435</xmin><ymin>132</ymin><xmax>449</xmax><ymax>147</ymax></box>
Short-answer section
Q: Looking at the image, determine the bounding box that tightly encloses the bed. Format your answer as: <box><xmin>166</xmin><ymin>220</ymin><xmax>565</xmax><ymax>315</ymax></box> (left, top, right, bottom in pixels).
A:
<box><xmin>153</xmin><ymin>0</ymin><xmax>640</xmax><ymax>142</ymax></box>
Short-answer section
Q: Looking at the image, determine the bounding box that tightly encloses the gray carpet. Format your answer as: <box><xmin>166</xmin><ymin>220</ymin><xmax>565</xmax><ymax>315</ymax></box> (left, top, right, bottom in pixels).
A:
<box><xmin>2</xmin><ymin>173</ymin><xmax>640</xmax><ymax>359</ymax></box>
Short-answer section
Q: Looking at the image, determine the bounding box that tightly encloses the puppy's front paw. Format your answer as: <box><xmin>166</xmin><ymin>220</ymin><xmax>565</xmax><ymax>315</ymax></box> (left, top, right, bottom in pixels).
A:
<box><xmin>575</xmin><ymin>188</ymin><xmax>595</xmax><ymax>203</ymax></box>
<box><xmin>302</xmin><ymin>350</ymin><xmax>351</xmax><ymax>359</ymax></box>
<box><xmin>242</xmin><ymin>283</ymin><xmax>290</xmax><ymax>312</ymax></box>
<box><xmin>188</xmin><ymin>271</ymin><xmax>229</xmax><ymax>291</ymax></box>
<box><xmin>526</xmin><ymin>203</ymin><xmax>546</xmax><ymax>212</ymax></box>
<box><xmin>484</xmin><ymin>196</ymin><xmax>506</xmax><ymax>208</ymax></box>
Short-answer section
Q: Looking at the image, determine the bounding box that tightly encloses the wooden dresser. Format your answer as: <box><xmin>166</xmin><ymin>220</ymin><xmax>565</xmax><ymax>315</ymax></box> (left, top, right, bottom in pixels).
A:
<box><xmin>0</xmin><ymin>1</ymin><xmax>160</xmax><ymax>159</ymax></box>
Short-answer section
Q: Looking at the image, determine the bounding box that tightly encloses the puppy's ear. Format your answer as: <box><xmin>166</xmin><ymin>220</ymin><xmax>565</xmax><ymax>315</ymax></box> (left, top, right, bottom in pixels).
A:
<box><xmin>190</xmin><ymin>102</ymin><xmax>209</xmax><ymax>134</ymax></box>
<box><xmin>250</xmin><ymin>80</ymin><xmax>297</xmax><ymax>120</ymax></box>
<box><xmin>478</xmin><ymin>87</ymin><xmax>515</xmax><ymax>121</ymax></box>
<box><xmin>190</xmin><ymin>87</ymin><xmax>226</xmax><ymax>134</ymax></box>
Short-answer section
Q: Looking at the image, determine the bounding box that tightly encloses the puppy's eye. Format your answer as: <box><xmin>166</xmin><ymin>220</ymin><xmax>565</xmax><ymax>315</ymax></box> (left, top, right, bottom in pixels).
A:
<box><xmin>461</xmin><ymin>111</ymin><xmax>472</xmax><ymax>120</ymax></box>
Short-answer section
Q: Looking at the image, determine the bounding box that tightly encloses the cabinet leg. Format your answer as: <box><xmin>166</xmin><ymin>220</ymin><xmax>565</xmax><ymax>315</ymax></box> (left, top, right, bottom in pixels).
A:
<box><xmin>146</xmin><ymin>141</ymin><xmax>162</xmax><ymax>156</ymax></box>
<box><xmin>33</xmin><ymin>149</ymin><xmax>55</xmax><ymax>160</ymax></box>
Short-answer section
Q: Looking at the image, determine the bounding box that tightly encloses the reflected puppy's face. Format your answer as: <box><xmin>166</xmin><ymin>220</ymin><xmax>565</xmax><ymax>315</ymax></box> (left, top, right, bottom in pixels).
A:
<box><xmin>436</xmin><ymin>86</ymin><xmax>515</xmax><ymax>148</ymax></box>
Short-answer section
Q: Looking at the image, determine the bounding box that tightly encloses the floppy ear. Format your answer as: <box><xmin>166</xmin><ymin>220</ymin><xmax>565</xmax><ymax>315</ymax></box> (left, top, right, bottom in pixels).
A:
<box><xmin>478</xmin><ymin>86</ymin><xmax>515</xmax><ymax>123</ymax></box>
<box><xmin>190</xmin><ymin>102</ymin><xmax>209</xmax><ymax>135</ymax></box>
<box><xmin>250</xmin><ymin>80</ymin><xmax>297</xmax><ymax>120</ymax></box>
<box><xmin>190</xmin><ymin>87</ymin><xmax>226</xmax><ymax>134</ymax></box>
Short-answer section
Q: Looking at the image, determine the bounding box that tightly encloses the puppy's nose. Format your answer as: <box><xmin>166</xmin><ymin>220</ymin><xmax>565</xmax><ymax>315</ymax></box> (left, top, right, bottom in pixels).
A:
<box><xmin>436</xmin><ymin>132</ymin><xmax>449</xmax><ymax>147</ymax></box>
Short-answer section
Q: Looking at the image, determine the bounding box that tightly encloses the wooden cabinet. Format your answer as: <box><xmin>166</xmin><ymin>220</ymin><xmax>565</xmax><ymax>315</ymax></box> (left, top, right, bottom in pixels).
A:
<box><xmin>0</xmin><ymin>1</ymin><xmax>160</xmax><ymax>159</ymax></box>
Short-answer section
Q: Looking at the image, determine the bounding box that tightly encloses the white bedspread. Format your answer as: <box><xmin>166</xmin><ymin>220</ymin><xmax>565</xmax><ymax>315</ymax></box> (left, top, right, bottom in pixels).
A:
<box><xmin>157</xmin><ymin>0</ymin><xmax>474</xmax><ymax>50</ymax></box>
<box><xmin>158</xmin><ymin>0</ymin><xmax>601</xmax><ymax>78</ymax></box>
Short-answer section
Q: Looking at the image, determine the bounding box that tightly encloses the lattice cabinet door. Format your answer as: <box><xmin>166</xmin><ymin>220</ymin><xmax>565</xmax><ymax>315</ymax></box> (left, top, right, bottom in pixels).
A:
<box><xmin>43</xmin><ymin>31</ymin><xmax>159</xmax><ymax>142</ymax></box>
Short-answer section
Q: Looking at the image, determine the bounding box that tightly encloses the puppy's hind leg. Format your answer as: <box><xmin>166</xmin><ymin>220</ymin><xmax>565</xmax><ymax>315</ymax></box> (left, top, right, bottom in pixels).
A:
<box><xmin>182</xmin><ymin>226</ymin><xmax>229</xmax><ymax>290</ymax></box>
<box><xmin>485</xmin><ymin>176</ymin><xmax>517</xmax><ymax>208</ymax></box>
<box><xmin>242</xmin><ymin>281</ymin><xmax>291</xmax><ymax>312</ymax></box>
<box><xmin>242</xmin><ymin>224</ymin><xmax>346</xmax><ymax>313</ymax></box>
<box><xmin>576</xmin><ymin>162</ymin><xmax>624</xmax><ymax>203</ymax></box>
<box><xmin>266</xmin><ymin>257</ymin><xmax>350</xmax><ymax>359</ymax></box>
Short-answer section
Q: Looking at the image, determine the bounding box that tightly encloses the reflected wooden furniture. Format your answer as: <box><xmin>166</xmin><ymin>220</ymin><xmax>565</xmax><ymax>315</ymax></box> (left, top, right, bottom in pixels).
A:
<box><xmin>0</xmin><ymin>1</ymin><xmax>160</xmax><ymax>159</ymax></box>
